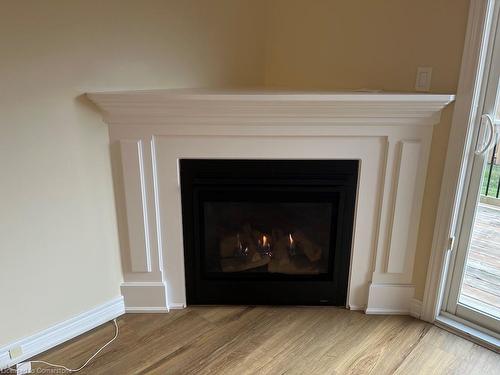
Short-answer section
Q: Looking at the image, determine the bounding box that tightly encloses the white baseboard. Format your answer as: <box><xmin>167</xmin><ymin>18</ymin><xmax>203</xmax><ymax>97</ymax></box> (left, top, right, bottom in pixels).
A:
<box><xmin>409</xmin><ymin>298</ymin><xmax>422</xmax><ymax>319</ymax></box>
<box><xmin>0</xmin><ymin>296</ymin><xmax>125</xmax><ymax>370</ymax></box>
<box><xmin>365</xmin><ymin>283</ymin><xmax>415</xmax><ymax>315</ymax></box>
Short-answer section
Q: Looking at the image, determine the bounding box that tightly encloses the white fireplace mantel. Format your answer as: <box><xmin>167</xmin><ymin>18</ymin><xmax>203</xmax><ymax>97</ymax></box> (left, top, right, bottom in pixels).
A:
<box><xmin>88</xmin><ymin>89</ymin><xmax>454</xmax><ymax>314</ymax></box>
<box><xmin>89</xmin><ymin>89</ymin><xmax>453</xmax><ymax>125</ymax></box>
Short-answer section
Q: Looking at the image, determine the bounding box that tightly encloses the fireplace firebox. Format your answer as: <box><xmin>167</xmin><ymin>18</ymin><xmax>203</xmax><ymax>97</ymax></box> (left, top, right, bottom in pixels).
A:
<box><xmin>180</xmin><ymin>159</ymin><xmax>358</xmax><ymax>306</ymax></box>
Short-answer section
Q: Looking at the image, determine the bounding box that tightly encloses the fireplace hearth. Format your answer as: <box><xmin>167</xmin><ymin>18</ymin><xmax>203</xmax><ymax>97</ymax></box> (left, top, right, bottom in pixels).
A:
<box><xmin>180</xmin><ymin>159</ymin><xmax>358</xmax><ymax>306</ymax></box>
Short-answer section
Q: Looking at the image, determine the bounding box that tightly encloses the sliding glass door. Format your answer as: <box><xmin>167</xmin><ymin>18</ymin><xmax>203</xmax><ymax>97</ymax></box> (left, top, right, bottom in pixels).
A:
<box><xmin>444</xmin><ymin>7</ymin><xmax>500</xmax><ymax>337</ymax></box>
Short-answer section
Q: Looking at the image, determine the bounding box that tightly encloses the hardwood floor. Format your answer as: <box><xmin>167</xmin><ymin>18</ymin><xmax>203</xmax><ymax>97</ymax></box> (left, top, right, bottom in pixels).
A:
<box><xmin>29</xmin><ymin>307</ymin><xmax>499</xmax><ymax>374</ymax></box>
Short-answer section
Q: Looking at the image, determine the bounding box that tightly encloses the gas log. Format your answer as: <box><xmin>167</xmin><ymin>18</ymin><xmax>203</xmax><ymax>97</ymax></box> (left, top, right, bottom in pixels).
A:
<box><xmin>219</xmin><ymin>224</ymin><xmax>323</xmax><ymax>274</ymax></box>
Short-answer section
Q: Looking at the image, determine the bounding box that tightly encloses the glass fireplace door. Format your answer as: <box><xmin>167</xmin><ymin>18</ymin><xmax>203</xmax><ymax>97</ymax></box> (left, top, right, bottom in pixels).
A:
<box><xmin>200</xmin><ymin>191</ymin><xmax>337</xmax><ymax>278</ymax></box>
<box><xmin>203</xmin><ymin>201</ymin><xmax>333</xmax><ymax>276</ymax></box>
<box><xmin>180</xmin><ymin>159</ymin><xmax>358</xmax><ymax>306</ymax></box>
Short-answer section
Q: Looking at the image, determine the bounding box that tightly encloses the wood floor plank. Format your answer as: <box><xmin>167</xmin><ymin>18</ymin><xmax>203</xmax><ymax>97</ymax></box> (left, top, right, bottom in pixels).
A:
<box><xmin>141</xmin><ymin>307</ymin><xmax>276</xmax><ymax>374</ymax></box>
<box><xmin>28</xmin><ymin>307</ymin><xmax>499</xmax><ymax>374</ymax></box>
<box><xmin>393</xmin><ymin>324</ymin><xmax>498</xmax><ymax>375</ymax></box>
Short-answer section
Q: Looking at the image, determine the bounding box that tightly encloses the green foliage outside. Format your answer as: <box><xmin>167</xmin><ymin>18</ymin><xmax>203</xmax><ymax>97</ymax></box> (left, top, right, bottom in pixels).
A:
<box><xmin>481</xmin><ymin>163</ymin><xmax>500</xmax><ymax>197</ymax></box>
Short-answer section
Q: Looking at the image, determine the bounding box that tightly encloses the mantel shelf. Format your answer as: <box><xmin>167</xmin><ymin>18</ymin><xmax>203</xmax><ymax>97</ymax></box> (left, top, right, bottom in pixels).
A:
<box><xmin>87</xmin><ymin>89</ymin><xmax>455</xmax><ymax>126</ymax></box>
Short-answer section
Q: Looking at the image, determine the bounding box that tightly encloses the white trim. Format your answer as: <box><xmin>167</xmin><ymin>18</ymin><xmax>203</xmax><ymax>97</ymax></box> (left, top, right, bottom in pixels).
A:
<box><xmin>120</xmin><ymin>281</ymin><xmax>165</xmax><ymax>287</ymax></box>
<box><xmin>348</xmin><ymin>305</ymin><xmax>366</xmax><ymax>311</ymax></box>
<box><xmin>409</xmin><ymin>298</ymin><xmax>423</xmax><ymax>319</ymax></box>
<box><xmin>365</xmin><ymin>297</ymin><xmax>422</xmax><ymax>317</ymax></box>
<box><xmin>365</xmin><ymin>283</ymin><xmax>415</xmax><ymax>314</ymax></box>
<box><xmin>435</xmin><ymin>314</ymin><xmax>500</xmax><ymax>351</ymax></box>
<box><xmin>88</xmin><ymin>89</ymin><xmax>454</xmax><ymax>103</ymax></box>
<box><xmin>87</xmin><ymin>89</ymin><xmax>454</xmax><ymax>126</ymax></box>
<box><xmin>422</xmin><ymin>0</ymin><xmax>495</xmax><ymax>322</ymax></box>
<box><xmin>120</xmin><ymin>281</ymin><xmax>169</xmax><ymax>311</ymax></box>
<box><xmin>167</xmin><ymin>303</ymin><xmax>186</xmax><ymax>310</ymax></box>
<box><xmin>119</xmin><ymin>139</ymin><xmax>152</xmax><ymax>273</ymax></box>
<box><xmin>125</xmin><ymin>307</ymin><xmax>170</xmax><ymax>313</ymax></box>
<box><xmin>0</xmin><ymin>297</ymin><xmax>125</xmax><ymax>370</ymax></box>
<box><xmin>364</xmin><ymin>308</ymin><xmax>413</xmax><ymax>315</ymax></box>
<box><xmin>150</xmin><ymin>137</ymin><xmax>166</xmax><ymax>276</ymax></box>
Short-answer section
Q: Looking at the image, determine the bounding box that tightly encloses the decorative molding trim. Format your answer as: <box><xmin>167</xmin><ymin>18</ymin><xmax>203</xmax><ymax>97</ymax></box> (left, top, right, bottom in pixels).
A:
<box><xmin>366</xmin><ymin>283</ymin><xmax>415</xmax><ymax>314</ymax></box>
<box><xmin>120</xmin><ymin>281</ymin><xmax>168</xmax><ymax>311</ymax></box>
<box><xmin>422</xmin><ymin>0</ymin><xmax>495</xmax><ymax>322</ymax></box>
<box><xmin>119</xmin><ymin>139</ymin><xmax>152</xmax><ymax>273</ymax></box>
<box><xmin>0</xmin><ymin>297</ymin><xmax>124</xmax><ymax>370</ymax></box>
<box><xmin>167</xmin><ymin>303</ymin><xmax>186</xmax><ymax>310</ymax></box>
<box><xmin>154</xmin><ymin>135</ymin><xmax>400</xmax><ymax>310</ymax></box>
<box><xmin>87</xmin><ymin>89</ymin><xmax>454</xmax><ymax>126</ymax></box>
<box><xmin>364</xmin><ymin>308</ymin><xmax>413</xmax><ymax>315</ymax></box>
<box><xmin>409</xmin><ymin>298</ymin><xmax>423</xmax><ymax>319</ymax></box>
<box><xmin>150</xmin><ymin>138</ymin><xmax>166</xmax><ymax>276</ymax></box>
<box><xmin>121</xmin><ymin>281</ymin><xmax>166</xmax><ymax>287</ymax></box>
<box><xmin>386</xmin><ymin>140</ymin><xmax>422</xmax><ymax>274</ymax></box>
<box><xmin>125</xmin><ymin>307</ymin><xmax>170</xmax><ymax>313</ymax></box>
<box><xmin>348</xmin><ymin>305</ymin><xmax>366</xmax><ymax>311</ymax></box>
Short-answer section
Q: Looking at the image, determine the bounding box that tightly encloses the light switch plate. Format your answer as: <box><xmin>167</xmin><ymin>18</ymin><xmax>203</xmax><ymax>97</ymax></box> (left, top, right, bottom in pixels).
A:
<box><xmin>415</xmin><ymin>67</ymin><xmax>432</xmax><ymax>92</ymax></box>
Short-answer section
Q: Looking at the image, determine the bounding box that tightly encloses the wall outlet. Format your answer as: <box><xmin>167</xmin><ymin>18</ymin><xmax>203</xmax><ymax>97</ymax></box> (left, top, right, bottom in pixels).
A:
<box><xmin>9</xmin><ymin>346</ymin><xmax>23</xmax><ymax>359</ymax></box>
<box><xmin>415</xmin><ymin>67</ymin><xmax>432</xmax><ymax>92</ymax></box>
<box><xmin>16</xmin><ymin>362</ymin><xmax>31</xmax><ymax>375</ymax></box>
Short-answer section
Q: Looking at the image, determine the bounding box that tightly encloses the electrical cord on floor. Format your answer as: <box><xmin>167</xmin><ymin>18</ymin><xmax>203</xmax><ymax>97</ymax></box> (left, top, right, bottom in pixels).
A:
<box><xmin>25</xmin><ymin>319</ymin><xmax>119</xmax><ymax>373</ymax></box>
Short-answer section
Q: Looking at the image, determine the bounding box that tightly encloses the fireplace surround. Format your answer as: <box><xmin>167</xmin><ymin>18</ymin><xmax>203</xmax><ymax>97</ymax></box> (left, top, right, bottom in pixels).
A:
<box><xmin>180</xmin><ymin>159</ymin><xmax>358</xmax><ymax>305</ymax></box>
<box><xmin>87</xmin><ymin>89</ymin><xmax>454</xmax><ymax>314</ymax></box>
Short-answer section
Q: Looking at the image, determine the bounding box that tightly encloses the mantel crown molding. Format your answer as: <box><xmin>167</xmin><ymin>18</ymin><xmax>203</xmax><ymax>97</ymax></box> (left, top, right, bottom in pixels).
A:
<box><xmin>87</xmin><ymin>88</ymin><xmax>455</xmax><ymax>125</ymax></box>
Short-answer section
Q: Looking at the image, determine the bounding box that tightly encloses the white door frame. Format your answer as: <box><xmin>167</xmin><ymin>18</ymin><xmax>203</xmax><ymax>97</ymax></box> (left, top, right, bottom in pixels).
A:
<box><xmin>443</xmin><ymin>0</ymin><xmax>500</xmax><ymax>335</ymax></box>
<box><xmin>422</xmin><ymin>0</ymin><xmax>497</xmax><ymax>322</ymax></box>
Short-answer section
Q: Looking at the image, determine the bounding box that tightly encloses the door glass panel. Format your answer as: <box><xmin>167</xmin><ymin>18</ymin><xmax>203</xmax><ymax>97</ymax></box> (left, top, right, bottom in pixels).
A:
<box><xmin>458</xmin><ymin>81</ymin><xmax>500</xmax><ymax>320</ymax></box>
<box><xmin>459</xmin><ymin>202</ymin><xmax>500</xmax><ymax>318</ymax></box>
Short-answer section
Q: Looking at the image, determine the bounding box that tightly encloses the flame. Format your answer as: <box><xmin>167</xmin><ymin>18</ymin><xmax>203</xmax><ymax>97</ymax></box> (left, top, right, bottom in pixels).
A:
<box><xmin>262</xmin><ymin>235</ymin><xmax>268</xmax><ymax>246</ymax></box>
<box><xmin>289</xmin><ymin>233</ymin><xmax>294</xmax><ymax>245</ymax></box>
<box><xmin>237</xmin><ymin>233</ymin><xmax>242</xmax><ymax>249</ymax></box>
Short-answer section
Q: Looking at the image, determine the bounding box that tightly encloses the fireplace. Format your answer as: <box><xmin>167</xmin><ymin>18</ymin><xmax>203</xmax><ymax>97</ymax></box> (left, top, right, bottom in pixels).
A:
<box><xmin>88</xmin><ymin>89</ymin><xmax>454</xmax><ymax>313</ymax></box>
<box><xmin>180</xmin><ymin>159</ymin><xmax>358</xmax><ymax>306</ymax></box>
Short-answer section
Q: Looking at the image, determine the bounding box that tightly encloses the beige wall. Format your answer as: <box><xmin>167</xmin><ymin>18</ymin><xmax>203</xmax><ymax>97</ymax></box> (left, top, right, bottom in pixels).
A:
<box><xmin>0</xmin><ymin>0</ymin><xmax>265</xmax><ymax>347</ymax></box>
<box><xmin>264</xmin><ymin>0</ymin><xmax>470</xmax><ymax>299</ymax></box>
<box><xmin>0</xmin><ymin>0</ymin><xmax>470</xmax><ymax>347</ymax></box>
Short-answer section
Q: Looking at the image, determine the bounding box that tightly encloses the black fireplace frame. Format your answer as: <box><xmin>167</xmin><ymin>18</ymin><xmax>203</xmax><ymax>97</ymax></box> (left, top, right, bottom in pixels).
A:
<box><xmin>180</xmin><ymin>159</ymin><xmax>358</xmax><ymax>306</ymax></box>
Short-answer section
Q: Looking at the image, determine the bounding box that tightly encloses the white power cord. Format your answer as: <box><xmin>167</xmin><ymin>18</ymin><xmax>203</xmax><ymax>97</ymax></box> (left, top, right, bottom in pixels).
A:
<box><xmin>22</xmin><ymin>319</ymin><xmax>119</xmax><ymax>373</ymax></box>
